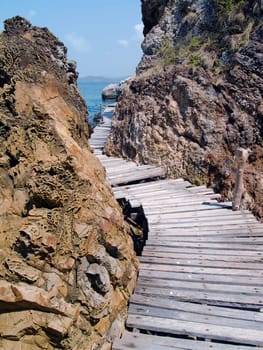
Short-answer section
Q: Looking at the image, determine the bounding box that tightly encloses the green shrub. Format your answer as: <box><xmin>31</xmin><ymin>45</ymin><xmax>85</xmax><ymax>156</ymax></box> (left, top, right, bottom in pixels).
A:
<box><xmin>216</xmin><ymin>0</ymin><xmax>245</xmax><ymax>15</ymax></box>
<box><xmin>189</xmin><ymin>53</ymin><xmax>201</xmax><ymax>66</ymax></box>
<box><xmin>157</xmin><ymin>36</ymin><xmax>177</xmax><ymax>65</ymax></box>
<box><xmin>190</xmin><ymin>36</ymin><xmax>201</xmax><ymax>49</ymax></box>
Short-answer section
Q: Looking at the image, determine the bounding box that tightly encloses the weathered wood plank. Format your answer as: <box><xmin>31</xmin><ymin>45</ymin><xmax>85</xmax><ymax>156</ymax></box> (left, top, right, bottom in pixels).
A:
<box><xmin>106</xmin><ymin>166</ymin><xmax>141</xmax><ymax>174</ymax></box>
<box><xmin>143</xmin><ymin>245</ymin><xmax>263</xmax><ymax>257</ymax></box>
<box><xmin>137</xmin><ymin>276</ymin><xmax>263</xmax><ymax>296</ymax></box>
<box><xmin>124</xmin><ymin>188</ymin><xmax>215</xmax><ymax>198</ymax></box>
<box><xmin>148</xmin><ymin>224</ymin><xmax>259</xmax><ymax>232</ymax></box>
<box><xmin>141</xmin><ymin>250</ymin><xmax>263</xmax><ymax>262</ymax></box>
<box><xmin>107</xmin><ymin>167</ymin><xmax>163</xmax><ymax>177</ymax></box>
<box><xmin>96</xmin><ymin>155</ymin><xmax>122</xmax><ymax>161</ymax></box>
<box><xmin>148</xmin><ymin>197</ymin><xmax>223</xmax><ymax>206</ymax></box>
<box><xmin>146</xmin><ymin>209</ymin><xmax>258</xmax><ymax>223</ymax></box>
<box><xmin>99</xmin><ymin>159</ymin><xmax>137</xmax><ymax>166</ymax></box>
<box><xmin>146</xmin><ymin>209</ymin><xmax>252</xmax><ymax>220</ymax></box>
<box><xmin>113</xmin><ymin>335</ymin><xmax>180</xmax><ymax>350</ymax></box>
<box><xmin>130</xmin><ymin>294</ymin><xmax>263</xmax><ymax>322</ymax></box>
<box><xmin>148</xmin><ymin>218</ymin><xmax>258</xmax><ymax>229</ymax></box>
<box><xmin>139</xmin><ymin>255</ymin><xmax>263</xmax><ymax>269</ymax></box>
<box><xmin>144</xmin><ymin>241</ymin><xmax>263</xmax><ymax>250</ymax></box>
<box><xmin>113</xmin><ymin>332</ymin><xmax>256</xmax><ymax>350</ymax></box>
<box><xmin>143</xmin><ymin>201</ymin><xmax>231</xmax><ymax>211</ymax></box>
<box><xmin>89</xmin><ymin>144</ymin><xmax>106</xmax><ymax>148</ymax></box>
<box><xmin>128</xmin><ymin>304</ymin><xmax>263</xmax><ymax>330</ymax></box>
<box><xmin>91</xmin><ymin>129</ymin><xmax>111</xmax><ymax>133</ymax></box>
<box><xmin>109</xmin><ymin>171</ymin><xmax>165</xmax><ymax>185</ymax></box>
<box><xmin>108</xmin><ymin>168</ymin><xmax>165</xmax><ymax>179</ymax></box>
<box><xmin>113</xmin><ymin>186</ymin><xmax>190</xmax><ymax>196</ymax></box>
<box><xmin>134</xmin><ymin>284</ymin><xmax>263</xmax><ymax>308</ymax></box>
<box><xmin>149</xmin><ymin>225</ymin><xmax>263</xmax><ymax>236</ymax></box>
<box><xmin>137</xmin><ymin>193</ymin><xmax>221</xmax><ymax>203</ymax></box>
<box><xmin>120</xmin><ymin>188</ymin><xmax>198</xmax><ymax>197</ymax></box>
<box><xmin>90</xmin><ymin>141</ymin><xmax>105</xmax><ymax>145</ymax></box>
<box><xmin>147</xmin><ymin>235</ymin><xmax>263</xmax><ymax>243</ymax></box>
<box><xmin>126</xmin><ymin>315</ymin><xmax>263</xmax><ymax>345</ymax></box>
<box><xmin>144</xmin><ymin>201</ymin><xmax>221</xmax><ymax>210</ymax></box>
<box><xmin>142</xmin><ymin>198</ymin><xmax>222</xmax><ymax>208</ymax></box>
<box><xmin>138</xmin><ymin>269</ymin><xmax>263</xmax><ymax>286</ymax></box>
<box><xmin>90</xmin><ymin>131</ymin><xmax>111</xmax><ymax>136</ymax></box>
<box><xmin>90</xmin><ymin>135</ymin><xmax>110</xmax><ymax>140</ymax></box>
<box><xmin>144</xmin><ymin>204</ymin><xmax>230</xmax><ymax>215</ymax></box>
<box><xmin>113</xmin><ymin>178</ymin><xmax>187</xmax><ymax>190</ymax></box>
<box><xmin>139</xmin><ymin>261</ymin><xmax>263</xmax><ymax>277</ymax></box>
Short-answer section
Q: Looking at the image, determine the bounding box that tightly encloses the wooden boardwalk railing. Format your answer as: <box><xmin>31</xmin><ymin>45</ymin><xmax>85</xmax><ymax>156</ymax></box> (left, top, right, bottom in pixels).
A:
<box><xmin>89</xmin><ymin>109</ymin><xmax>263</xmax><ymax>350</ymax></box>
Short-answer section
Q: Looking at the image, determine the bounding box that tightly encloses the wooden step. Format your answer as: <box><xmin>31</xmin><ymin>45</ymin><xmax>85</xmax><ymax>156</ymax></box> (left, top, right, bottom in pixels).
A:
<box><xmin>113</xmin><ymin>331</ymin><xmax>256</xmax><ymax>350</ymax></box>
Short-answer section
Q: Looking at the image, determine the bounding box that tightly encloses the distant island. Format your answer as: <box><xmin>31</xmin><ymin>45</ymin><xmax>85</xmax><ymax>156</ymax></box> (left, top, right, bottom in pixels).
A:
<box><xmin>78</xmin><ymin>75</ymin><xmax>128</xmax><ymax>83</ymax></box>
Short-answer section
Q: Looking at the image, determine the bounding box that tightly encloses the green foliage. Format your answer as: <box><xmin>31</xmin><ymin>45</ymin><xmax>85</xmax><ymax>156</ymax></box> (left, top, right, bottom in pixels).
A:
<box><xmin>187</xmin><ymin>37</ymin><xmax>202</xmax><ymax>66</ymax></box>
<box><xmin>157</xmin><ymin>34</ymin><xmax>229</xmax><ymax>69</ymax></box>
<box><xmin>212</xmin><ymin>58</ymin><xmax>224</xmax><ymax>74</ymax></box>
<box><xmin>189</xmin><ymin>53</ymin><xmax>201</xmax><ymax>66</ymax></box>
<box><xmin>157</xmin><ymin>36</ymin><xmax>177</xmax><ymax>65</ymax></box>
<box><xmin>215</xmin><ymin>0</ymin><xmax>245</xmax><ymax>15</ymax></box>
<box><xmin>157</xmin><ymin>35</ymin><xmax>203</xmax><ymax>67</ymax></box>
<box><xmin>189</xmin><ymin>36</ymin><xmax>201</xmax><ymax>49</ymax></box>
<box><xmin>238</xmin><ymin>21</ymin><xmax>253</xmax><ymax>48</ymax></box>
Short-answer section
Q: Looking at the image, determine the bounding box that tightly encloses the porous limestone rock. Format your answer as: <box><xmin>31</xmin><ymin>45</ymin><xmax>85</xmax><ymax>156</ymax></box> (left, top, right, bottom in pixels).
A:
<box><xmin>0</xmin><ymin>16</ymin><xmax>138</xmax><ymax>349</ymax></box>
<box><xmin>105</xmin><ymin>0</ymin><xmax>263</xmax><ymax>220</ymax></box>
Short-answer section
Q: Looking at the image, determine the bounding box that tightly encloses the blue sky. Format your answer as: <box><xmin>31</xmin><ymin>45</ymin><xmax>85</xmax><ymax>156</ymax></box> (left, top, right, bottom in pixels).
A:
<box><xmin>0</xmin><ymin>0</ymin><xmax>143</xmax><ymax>78</ymax></box>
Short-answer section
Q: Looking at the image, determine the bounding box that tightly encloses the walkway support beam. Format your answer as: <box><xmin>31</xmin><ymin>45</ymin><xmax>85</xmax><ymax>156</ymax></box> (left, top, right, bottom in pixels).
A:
<box><xmin>232</xmin><ymin>148</ymin><xmax>249</xmax><ymax>211</ymax></box>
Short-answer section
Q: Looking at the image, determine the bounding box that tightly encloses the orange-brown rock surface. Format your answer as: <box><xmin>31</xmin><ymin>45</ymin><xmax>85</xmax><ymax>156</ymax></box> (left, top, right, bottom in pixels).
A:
<box><xmin>0</xmin><ymin>16</ymin><xmax>138</xmax><ymax>349</ymax></box>
<box><xmin>105</xmin><ymin>0</ymin><xmax>263</xmax><ymax>220</ymax></box>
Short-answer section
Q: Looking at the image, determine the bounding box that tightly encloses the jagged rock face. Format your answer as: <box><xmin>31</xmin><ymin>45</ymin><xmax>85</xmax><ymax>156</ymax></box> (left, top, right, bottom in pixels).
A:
<box><xmin>138</xmin><ymin>0</ymin><xmax>218</xmax><ymax>71</ymax></box>
<box><xmin>0</xmin><ymin>17</ymin><xmax>138</xmax><ymax>349</ymax></box>
<box><xmin>104</xmin><ymin>1</ymin><xmax>263</xmax><ymax>219</ymax></box>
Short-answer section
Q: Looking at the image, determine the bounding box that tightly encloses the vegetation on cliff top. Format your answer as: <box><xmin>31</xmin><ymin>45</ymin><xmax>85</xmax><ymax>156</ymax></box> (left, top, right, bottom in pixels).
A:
<box><xmin>155</xmin><ymin>0</ymin><xmax>259</xmax><ymax>70</ymax></box>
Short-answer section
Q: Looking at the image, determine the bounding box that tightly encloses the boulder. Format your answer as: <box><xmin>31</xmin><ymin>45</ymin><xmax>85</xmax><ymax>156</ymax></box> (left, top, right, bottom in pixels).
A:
<box><xmin>102</xmin><ymin>78</ymin><xmax>131</xmax><ymax>100</ymax></box>
<box><xmin>0</xmin><ymin>16</ymin><xmax>138</xmax><ymax>349</ymax></box>
<box><xmin>102</xmin><ymin>83</ymin><xmax>119</xmax><ymax>100</ymax></box>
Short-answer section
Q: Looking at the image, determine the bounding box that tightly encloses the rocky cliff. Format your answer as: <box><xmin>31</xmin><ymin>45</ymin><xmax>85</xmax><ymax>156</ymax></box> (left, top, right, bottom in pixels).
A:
<box><xmin>105</xmin><ymin>0</ymin><xmax>263</xmax><ymax>219</ymax></box>
<box><xmin>0</xmin><ymin>17</ymin><xmax>138</xmax><ymax>349</ymax></box>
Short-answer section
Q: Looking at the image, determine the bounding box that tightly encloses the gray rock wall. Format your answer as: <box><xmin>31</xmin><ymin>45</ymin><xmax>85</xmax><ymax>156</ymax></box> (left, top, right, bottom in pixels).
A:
<box><xmin>105</xmin><ymin>1</ymin><xmax>263</xmax><ymax>220</ymax></box>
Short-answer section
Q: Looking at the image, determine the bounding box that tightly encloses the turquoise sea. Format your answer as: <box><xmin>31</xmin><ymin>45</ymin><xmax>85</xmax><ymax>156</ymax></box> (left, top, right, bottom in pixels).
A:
<box><xmin>78</xmin><ymin>80</ymin><xmax>119</xmax><ymax>124</ymax></box>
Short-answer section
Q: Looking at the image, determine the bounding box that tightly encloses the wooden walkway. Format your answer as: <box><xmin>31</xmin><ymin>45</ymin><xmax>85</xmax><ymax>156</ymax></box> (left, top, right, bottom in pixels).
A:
<box><xmin>89</xmin><ymin>109</ymin><xmax>263</xmax><ymax>350</ymax></box>
<box><xmin>90</xmin><ymin>106</ymin><xmax>166</xmax><ymax>185</ymax></box>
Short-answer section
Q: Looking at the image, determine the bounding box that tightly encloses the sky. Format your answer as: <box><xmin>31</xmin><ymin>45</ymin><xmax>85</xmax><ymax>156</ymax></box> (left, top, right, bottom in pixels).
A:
<box><xmin>0</xmin><ymin>0</ymin><xmax>144</xmax><ymax>78</ymax></box>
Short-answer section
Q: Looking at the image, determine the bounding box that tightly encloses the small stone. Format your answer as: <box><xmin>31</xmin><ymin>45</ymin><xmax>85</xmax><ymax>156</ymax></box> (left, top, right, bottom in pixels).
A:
<box><xmin>57</xmin><ymin>256</ymin><xmax>75</xmax><ymax>271</ymax></box>
<box><xmin>106</xmin><ymin>315</ymin><xmax>124</xmax><ymax>342</ymax></box>
<box><xmin>5</xmin><ymin>256</ymin><xmax>41</xmax><ymax>283</ymax></box>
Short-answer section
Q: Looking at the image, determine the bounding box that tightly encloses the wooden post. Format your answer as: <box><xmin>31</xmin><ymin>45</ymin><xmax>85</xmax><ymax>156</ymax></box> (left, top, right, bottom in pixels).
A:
<box><xmin>232</xmin><ymin>148</ymin><xmax>249</xmax><ymax>211</ymax></box>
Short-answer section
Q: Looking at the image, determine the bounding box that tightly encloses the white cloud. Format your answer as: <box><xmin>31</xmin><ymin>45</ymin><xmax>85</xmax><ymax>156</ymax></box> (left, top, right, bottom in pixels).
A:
<box><xmin>118</xmin><ymin>39</ymin><xmax>129</xmax><ymax>48</ymax></box>
<box><xmin>65</xmin><ymin>33</ymin><xmax>90</xmax><ymax>52</ymax></box>
<box><xmin>116</xmin><ymin>23</ymin><xmax>144</xmax><ymax>49</ymax></box>
<box><xmin>28</xmin><ymin>9</ymin><xmax>37</xmax><ymax>18</ymax></box>
<box><xmin>133</xmin><ymin>23</ymin><xmax>144</xmax><ymax>41</ymax></box>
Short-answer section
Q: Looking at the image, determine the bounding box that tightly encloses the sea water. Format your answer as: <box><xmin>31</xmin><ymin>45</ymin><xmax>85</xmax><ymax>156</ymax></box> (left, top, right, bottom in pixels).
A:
<box><xmin>78</xmin><ymin>80</ymin><xmax>119</xmax><ymax>125</ymax></box>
